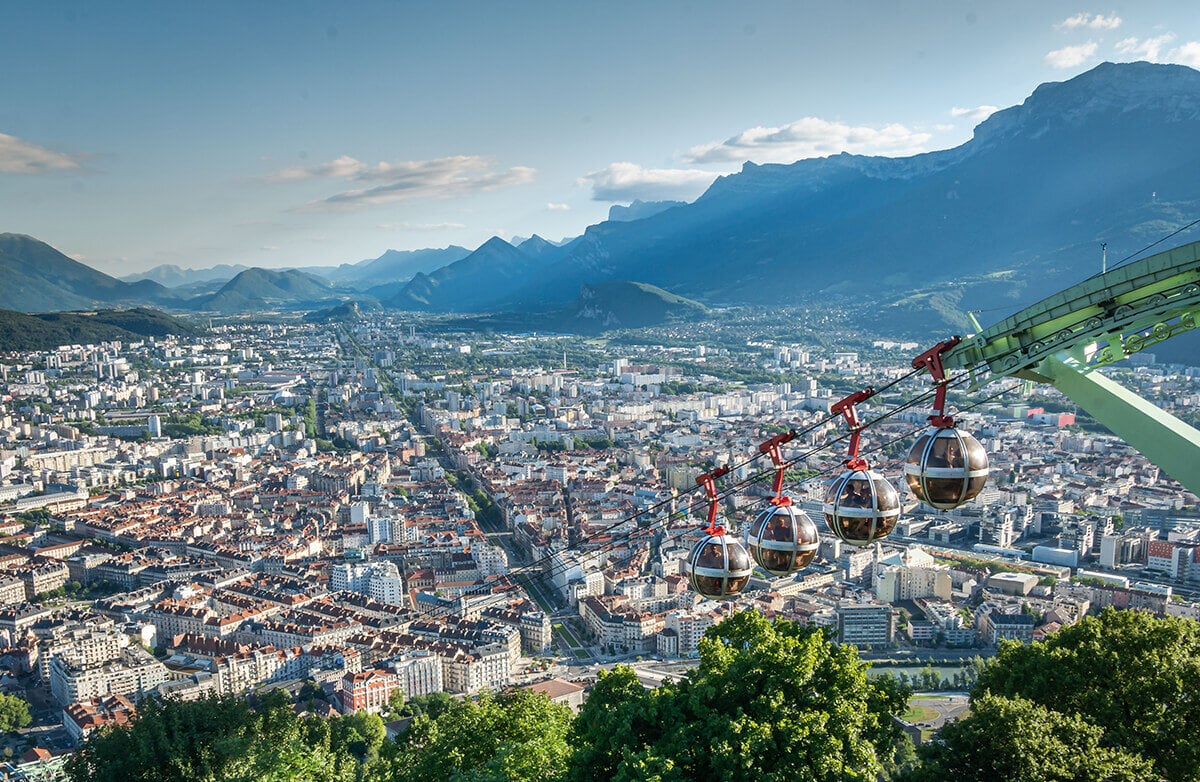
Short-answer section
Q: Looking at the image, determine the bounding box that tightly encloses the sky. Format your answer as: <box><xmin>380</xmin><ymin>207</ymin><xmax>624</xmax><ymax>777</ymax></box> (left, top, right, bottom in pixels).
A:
<box><xmin>3</xmin><ymin>1</ymin><xmax>1200</xmax><ymax>276</ymax></box>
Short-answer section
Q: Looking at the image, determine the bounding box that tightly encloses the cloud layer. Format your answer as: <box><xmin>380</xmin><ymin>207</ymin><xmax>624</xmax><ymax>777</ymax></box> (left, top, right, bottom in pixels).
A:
<box><xmin>1045</xmin><ymin>41</ymin><xmax>1099</xmax><ymax>68</ymax></box>
<box><xmin>261</xmin><ymin>155</ymin><xmax>536</xmax><ymax>212</ymax></box>
<box><xmin>376</xmin><ymin>221</ymin><xmax>466</xmax><ymax>231</ymax></box>
<box><xmin>683</xmin><ymin>117</ymin><xmax>932</xmax><ymax>164</ymax></box>
<box><xmin>950</xmin><ymin>105</ymin><xmax>1000</xmax><ymax>122</ymax></box>
<box><xmin>579</xmin><ymin>162</ymin><xmax>718</xmax><ymax>202</ymax></box>
<box><xmin>1057</xmin><ymin>13</ymin><xmax>1121</xmax><ymax>31</ymax></box>
<box><xmin>0</xmin><ymin>133</ymin><xmax>83</xmax><ymax>174</ymax></box>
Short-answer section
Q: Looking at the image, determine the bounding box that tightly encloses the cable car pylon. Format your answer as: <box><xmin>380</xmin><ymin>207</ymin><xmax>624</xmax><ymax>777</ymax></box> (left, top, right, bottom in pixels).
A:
<box><xmin>943</xmin><ymin>238</ymin><xmax>1200</xmax><ymax>495</ymax></box>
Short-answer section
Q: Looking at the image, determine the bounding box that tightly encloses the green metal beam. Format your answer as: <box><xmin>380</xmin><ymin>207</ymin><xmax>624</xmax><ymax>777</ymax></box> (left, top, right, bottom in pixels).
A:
<box><xmin>1036</xmin><ymin>354</ymin><xmax>1200</xmax><ymax>496</ymax></box>
<box><xmin>945</xmin><ymin>239</ymin><xmax>1200</xmax><ymax>377</ymax></box>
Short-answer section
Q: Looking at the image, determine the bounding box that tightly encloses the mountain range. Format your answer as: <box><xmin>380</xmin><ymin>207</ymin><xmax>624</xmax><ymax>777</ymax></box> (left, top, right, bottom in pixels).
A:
<box><xmin>5</xmin><ymin>62</ymin><xmax>1200</xmax><ymax>349</ymax></box>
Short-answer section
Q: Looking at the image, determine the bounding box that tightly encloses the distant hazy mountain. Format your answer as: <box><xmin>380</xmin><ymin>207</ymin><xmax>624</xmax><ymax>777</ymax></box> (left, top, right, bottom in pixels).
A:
<box><xmin>567</xmin><ymin>280</ymin><xmax>708</xmax><ymax>332</ymax></box>
<box><xmin>0</xmin><ymin>234</ymin><xmax>176</xmax><ymax>312</ymax></box>
<box><xmin>389</xmin><ymin>235</ymin><xmax>580</xmax><ymax>311</ymax></box>
<box><xmin>302</xmin><ymin>299</ymin><xmax>382</xmax><ymax>323</ymax></box>
<box><xmin>315</xmin><ymin>246</ymin><xmax>473</xmax><ymax>288</ymax></box>
<box><xmin>125</xmin><ymin>247</ymin><xmax>472</xmax><ymax>292</ymax></box>
<box><xmin>122</xmin><ymin>263</ymin><xmax>250</xmax><ymax>288</ymax></box>
<box><xmin>513</xmin><ymin>235</ymin><xmax>575</xmax><ymax>247</ymax></box>
<box><xmin>607</xmin><ymin>200</ymin><xmax>686</xmax><ymax>222</ymax></box>
<box><xmin>412</xmin><ymin>62</ymin><xmax>1200</xmax><ymax>332</ymax></box>
<box><xmin>198</xmin><ymin>268</ymin><xmax>342</xmax><ymax>313</ymax></box>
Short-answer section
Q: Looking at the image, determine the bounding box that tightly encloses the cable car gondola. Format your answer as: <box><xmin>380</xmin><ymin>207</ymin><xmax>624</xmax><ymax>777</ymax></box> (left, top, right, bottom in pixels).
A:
<box><xmin>904</xmin><ymin>338</ymin><xmax>990</xmax><ymax>509</ymax></box>
<box><xmin>822</xmin><ymin>388</ymin><xmax>901</xmax><ymax>546</ymax></box>
<box><xmin>685</xmin><ymin>467</ymin><xmax>753</xmax><ymax>599</ymax></box>
<box><xmin>747</xmin><ymin>432</ymin><xmax>819</xmax><ymax>576</ymax></box>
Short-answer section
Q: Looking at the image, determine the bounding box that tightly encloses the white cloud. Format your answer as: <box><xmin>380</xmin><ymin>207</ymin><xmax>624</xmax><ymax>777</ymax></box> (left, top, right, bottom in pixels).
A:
<box><xmin>546</xmin><ymin>202</ymin><xmax>571</xmax><ymax>211</ymax></box>
<box><xmin>259</xmin><ymin>155</ymin><xmax>365</xmax><ymax>182</ymax></box>
<box><xmin>1057</xmin><ymin>13</ymin><xmax>1121</xmax><ymax>30</ymax></box>
<box><xmin>260</xmin><ymin>245</ymin><xmax>280</xmax><ymax>251</ymax></box>
<box><xmin>1113</xmin><ymin>33</ymin><xmax>1200</xmax><ymax>66</ymax></box>
<box><xmin>1045</xmin><ymin>41</ymin><xmax>1099</xmax><ymax>68</ymax></box>
<box><xmin>0</xmin><ymin>132</ymin><xmax>83</xmax><ymax>174</ymax></box>
<box><xmin>1115</xmin><ymin>33</ymin><xmax>1176</xmax><ymax>61</ymax></box>
<box><xmin>277</xmin><ymin>155</ymin><xmax>537</xmax><ymax>212</ymax></box>
<box><xmin>950</xmin><ymin>105</ymin><xmax>1000</xmax><ymax>122</ymax></box>
<box><xmin>376</xmin><ymin>222</ymin><xmax>466</xmax><ymax>231</ymax></box>
<box><xmin>682</xmin><ymin>117</ymin><xmax>933</xmax><ymax>164</ymax></box>
<box><xmin>578</xmin><ymin>162</ymin><xmax>719</xmax><ymax>202</ymax></box>
<box><xmin>1170</xmin><ymin>41</ymin><xmax>1200</xmax><ymax>67</ymax></box>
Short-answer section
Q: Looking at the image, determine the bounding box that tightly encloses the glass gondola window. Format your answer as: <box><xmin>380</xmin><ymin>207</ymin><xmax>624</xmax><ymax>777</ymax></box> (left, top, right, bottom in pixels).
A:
<box><xmin>904</xmin><ymin>427</ymin><xmax>989</xmax><ymax>509</ymax></box>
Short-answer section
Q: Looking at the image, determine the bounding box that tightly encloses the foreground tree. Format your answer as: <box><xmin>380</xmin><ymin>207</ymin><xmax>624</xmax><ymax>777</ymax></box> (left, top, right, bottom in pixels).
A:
<box><xmin>386</xmin><ymin>689</ymin><xmax>573</xmax><ymax>782</ymax></box>
<box><xmin>973</xmin><ymin>607</ymin><xmax>1200</xmax><ymax>781</ymax></box>
<box><xmin>0</xmin><ymin>693</ymin><xmax>31</xmax><ymax>733</ymax></box>
<box><xmin>904</xmin><ymin>693</ymin><xmax>1155</xmax><ymax>782</ymax></box>
<box><xmin>64</xmin><ymin>695</ymin><xmax>360</xmax><ymax>782</ymax></box>
<box><xmin>568</xmin><ymin>611</ymin><xmax>909</xmax><ymax>782</ymax></box>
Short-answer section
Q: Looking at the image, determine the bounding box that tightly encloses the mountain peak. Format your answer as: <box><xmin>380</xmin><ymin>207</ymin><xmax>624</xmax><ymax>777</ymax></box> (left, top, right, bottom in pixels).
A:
<box><xmin>973</xmin><ymin>61</ymin><xmax>1200</xmax><ymax>147</ymax></box>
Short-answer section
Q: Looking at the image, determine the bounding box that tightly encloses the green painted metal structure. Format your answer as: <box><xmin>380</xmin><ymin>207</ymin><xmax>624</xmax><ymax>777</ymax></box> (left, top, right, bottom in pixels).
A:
<box><xmin>943</xmin><ymin>239</ymin><xmax>1200</xmax><ymax>495</ymax></box>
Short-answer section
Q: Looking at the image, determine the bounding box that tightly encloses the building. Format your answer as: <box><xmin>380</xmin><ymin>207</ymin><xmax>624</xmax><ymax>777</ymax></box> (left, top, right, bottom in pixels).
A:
<box><xmin>49</xmin><ymin>647</ymin><xmax>168</xmax><ymax>705</ymax></box>
<box><xmin>338</xmin><ymin>668</ymin><xmax>401</xmax><ymax>714</ymax></box>
<box><xmin>523</xmin><ymin>677</ymin><xmax>586</xmax><ymax>713</ymax></box>
<box><xmin>837</xmin><ymin>603</ymin><xmax>894</xmax><ymax>648</ymax></box>
<box><xmin>387</xmin><ymin>650</ymin><xmax>443</xmax><ymax>698</ymax></box>
<box><xmin>874</xmin><ymin>547</ymin><xmax>952</xmax><ymax>604</ymax></box>
<box><xmin>62</xmin><ymin>694</ymin><xmax>136</xmax><ymax>746</ymax></box>
<box><xmin>975</xmin><ymin>604</ymin><xmax>1036</xmax><ymax>646</ymax></box>
<box><xmin>986</xmin><ymin>572</ymin><xmax>1039</xmax><ymax>596</ymax></box>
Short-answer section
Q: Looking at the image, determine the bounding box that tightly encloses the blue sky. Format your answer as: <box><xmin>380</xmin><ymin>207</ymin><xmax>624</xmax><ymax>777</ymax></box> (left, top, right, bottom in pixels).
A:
<box><xmin>3</xmin><ymin>1</ymin><xmax>1200</xmax><ymax>275</ymax></box>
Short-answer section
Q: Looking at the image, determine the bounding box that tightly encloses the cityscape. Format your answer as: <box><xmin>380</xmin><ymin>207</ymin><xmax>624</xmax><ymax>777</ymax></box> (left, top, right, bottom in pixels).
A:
<box><xmin>0</xmin><ymin>308</ymin><xmax>1197</xmax><ymax>777</ymax></box>
<box><xmin>6</xmin><ymin>2</ymin><xmax>1200</xmax><ymax>779</ymax></box>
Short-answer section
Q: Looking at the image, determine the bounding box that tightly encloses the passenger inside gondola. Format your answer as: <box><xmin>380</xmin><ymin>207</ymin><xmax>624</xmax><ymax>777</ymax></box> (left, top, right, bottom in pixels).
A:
<box><xmin>843</xmin><ymin>516</ymin><xmax>874</xmax><ymax>541</ymax></box>
<box><xmin>841</xmin><ymin>480</ymin><xmax>871</xmax><ymax>507</ymax></box>
<box><xmin>944</xmin><ymin>440</ymin><xmax>964</xmax><ymax>468</ymax></box>
<box><xmin>927</xmin><ymin>439</ymin><xmax>951</xmax><ymax>468</ymax></box>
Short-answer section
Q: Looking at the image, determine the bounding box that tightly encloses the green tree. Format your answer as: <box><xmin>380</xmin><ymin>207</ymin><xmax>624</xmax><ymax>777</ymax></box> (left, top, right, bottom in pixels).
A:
<box><xmin>0</xmin><ymin>694</ymin><xmax>31</xmax><ymax>733</ymax></box>
<box><xmin>387</xmin><ymin>688</ymin><xmax>406</xmax><ymax>715</ymax></box>
<box><xmin>972</xmin><ymin>607</ymin><xmax>1200</xmax><ymax>781</ymax></box>
<box><xmin>398</xmin><ymin>691</ymin><xmax>456</xmax><ymax>721</ymax></box>
<box><xmin>64</xmin><ymin>695</ymin><xmax>358</xmax><ymax>782</ymax></box>
<box><xmin>303</xmin><ymin>397</ymin><xmax>318</xmax><ymax>438</ymax></box>
<box><xmin>568</xmin><ymin>611</ymin><xmax>909</xmax><ymax>781</ymax></box>
<box><xmin>389</xmin><ymin>689</ymin><xmax>572</xmax><ymax>782</ymax></box>
<box><xmin>904</xmin><ymin>694</ymin><xmax>1155</xmax><ymax>782</ymax></box>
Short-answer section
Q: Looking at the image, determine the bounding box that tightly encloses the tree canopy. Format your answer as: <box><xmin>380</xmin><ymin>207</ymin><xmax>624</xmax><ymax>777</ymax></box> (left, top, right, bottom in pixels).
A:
<box><xmin>386</xmin><ymin>689</ymin><xmax>573</xmax><ymax>782</ymax></box>
<box><xmin>904</xmin><ymin>693</ymin><xmax>1155</xmax><ymax>782</ymax></box>
<box><xmin>65</xmin><ymin>694</ymin><xmax>367</xmax><ymax>782</ymax></box>
<box><xmin>568</xmin><ymin>610</ymin><xmax>909</xmax><ymax>782</ymax></box>
<box><xmin>0</xmin><ymin>693</ymin><xmax>31</xmax><ymax>733</ymax></box>
<box><xmin>969</xmin><ymin>607</ymin><xmax>1200</xmax><ymax>782</ymax></box>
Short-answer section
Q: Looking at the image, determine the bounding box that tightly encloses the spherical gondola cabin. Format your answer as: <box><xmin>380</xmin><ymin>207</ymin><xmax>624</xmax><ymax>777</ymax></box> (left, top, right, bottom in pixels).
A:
<box><xmin>747</xmin><ymin>503</ymin><xmax>819</xmax><ymax>576</ymax></box>
<box><xmin>823</xmin><ymin>468</ymin><xmax>900</xmax><ymax>546</ymax></box>
<box><xmin>903</xmin><ymin>426</ymin><xmax>989</xmax><ymax>509</ymax></box>
<box><xmin>685</xmin><ymin>531</ymin><xmax>753</xmax><ymax>600</ymax></box>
